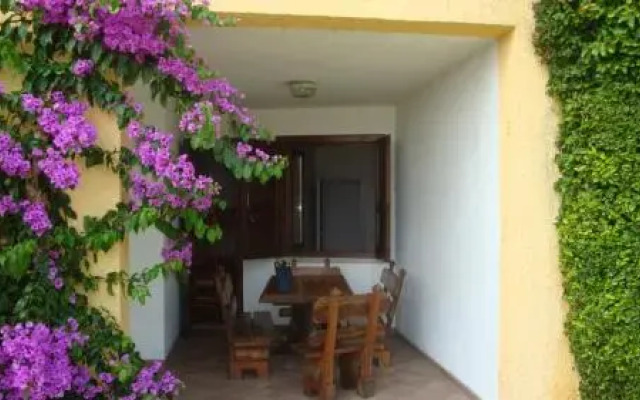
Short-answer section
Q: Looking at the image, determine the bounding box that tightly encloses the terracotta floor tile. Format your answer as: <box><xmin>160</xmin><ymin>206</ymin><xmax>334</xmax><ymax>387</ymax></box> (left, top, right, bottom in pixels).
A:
<box><xmin>167</xmin><ymin>328</ymin><xmax>476</xmax><ymax>400</ymax></box>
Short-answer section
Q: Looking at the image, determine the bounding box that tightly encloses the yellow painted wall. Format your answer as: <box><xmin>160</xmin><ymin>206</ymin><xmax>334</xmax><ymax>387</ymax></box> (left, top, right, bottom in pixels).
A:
<box><xmin>68</xmin><ymin>108</ymin><xmax>129</xmax><ymax>332</ymax></box>
<box><xmin>212</xmin><ymin>0</ymin><xmax>518</xmax><ymax>32</ymax></box>
<box><xmin>0</xmin><ymin>71</ymin><xmax>129</xmax><ymax>330</ymax></box>
<box><xmin>497</xmin><ymin>1</ymin><xmax>579</xmax><ymax>398</ymax></box>
<box><xmin>207</xmin><ymin>1</ymin><xmax>579</xmax><ymax>399</ymax></box>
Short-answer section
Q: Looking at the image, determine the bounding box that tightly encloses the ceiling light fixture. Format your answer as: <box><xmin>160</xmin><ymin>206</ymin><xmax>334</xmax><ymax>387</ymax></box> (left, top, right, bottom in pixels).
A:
<box><xmin>288</xmin><ymin>80</ymin><xmax>317</xmax><ymax>99</ymax></box>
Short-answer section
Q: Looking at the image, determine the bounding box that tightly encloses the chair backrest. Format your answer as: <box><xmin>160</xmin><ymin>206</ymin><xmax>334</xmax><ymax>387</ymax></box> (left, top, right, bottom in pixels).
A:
<box><xmin>379</xmin><ymin>261</ymin><xmax>406</xmax><ymax>330</ymax></box>
<box><xmin>313</xmin><ymin>288</ymin><xmax>386</xmax><ymax>343</ymax></box>
<box><xmin>310</xmin><ymin>287</ymin><xmax>386</xmax><ymax>389</ymax></box>
<box><xmin>214</xmin><ymin>265</ymin><xmax>236</xmax><ymax>325</ymax></box>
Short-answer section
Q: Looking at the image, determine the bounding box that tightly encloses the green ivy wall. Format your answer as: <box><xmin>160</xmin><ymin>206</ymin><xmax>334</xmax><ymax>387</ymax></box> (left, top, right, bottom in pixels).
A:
<box><xmin>535</xmin><ymin>1</ymin><xmax>640</xmax><ymax>398</ymax></box>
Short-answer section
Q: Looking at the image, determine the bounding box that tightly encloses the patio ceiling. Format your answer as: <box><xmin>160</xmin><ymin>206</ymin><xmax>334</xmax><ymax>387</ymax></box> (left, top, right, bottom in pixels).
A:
<box><xmin>189</xmin><ymin>27</ymin><xmax>491</xmax><ymax>108</ymax></box>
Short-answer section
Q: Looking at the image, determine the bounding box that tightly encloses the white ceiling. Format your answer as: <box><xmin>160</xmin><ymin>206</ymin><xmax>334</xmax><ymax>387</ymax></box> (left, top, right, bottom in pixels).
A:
<box><xmin>189</xmin><ymin>27</ymin><xmax>491</xmax><ymax>108</ymax></box>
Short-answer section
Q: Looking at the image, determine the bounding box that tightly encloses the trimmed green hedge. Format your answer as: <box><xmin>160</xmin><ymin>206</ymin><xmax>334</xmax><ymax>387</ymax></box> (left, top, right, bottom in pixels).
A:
<box><xmin>534</xmin><ymin>1</ymin><xmax>640</xmax><ymax>399</ymax></box>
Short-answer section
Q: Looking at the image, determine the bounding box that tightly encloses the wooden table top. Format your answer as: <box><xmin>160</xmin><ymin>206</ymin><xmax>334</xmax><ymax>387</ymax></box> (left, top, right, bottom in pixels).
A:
<box><xmin>259</xmin><ymin>273</ymin><xmax>353</xmax><ymax>305</ymax></box>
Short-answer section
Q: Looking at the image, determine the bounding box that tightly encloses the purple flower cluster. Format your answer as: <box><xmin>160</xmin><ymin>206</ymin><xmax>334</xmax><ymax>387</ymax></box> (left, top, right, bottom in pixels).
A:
<box><xmin>18</xmin><ymin>0</ymin><xmax>209</xmax><ymax>62</ymax></box>
<box><xmin>0</xmin><ymin>195</ymin><xmax>19</xmax><ymax>217</ymax></box>
<box><xmin>47</xmin><ymin>260</ymin><xmax>64</xmax><ymax>290</ymax></box>
<box><xmin>21</xmin><ymin>92</ymin><xmax>96</xmax><ymax>190</ymax></box>
<box><xmin>36</xmin><ymin>148</ymin><xmax>80</xmax><ymax>189</ymax></box>
<box><xmin>71</xmin><ymin>58</ymin><xmax>94</xmax><ymax>76</ymax></box>
<box><xmin>127</xmin><ymin>121</ymin><xmax>219</xmax><ymax>211</ymax></box>
<box><xmin>161</xmin><ymin>240</ymin><xmax>193</xmax><ymax>266</ymax></box>
<box><xmin>157</xmin><ymin>58</ymin><xmax>211</xmax><ymax>95</ymax></box>
<box><xmin>128</xmin><ymin>360</ymin><xmax>182</xmax><ymax>398</ymax></box>
<box><xmin>159</xmin><ymin>58</ymin><xmax>255</xmax><ymax>127</ymax></box>
<box><xmin>0</xmin><ymin>132</ymin><xmax>31</xmax><ymax>178</ymax></box>
<box><xmin>123</xmin><ymin>91</ymin><xmax>144</xmax><ymax>115</ymax></box>
<box><xmin>236</xmin><ymin>141</ymin><xmax>282</xmax><ymax>165</ymax></box>
<box><xmin>22</xmin><ymin>201</ymin><xmax>53</xmax><ymax>237</ymax></box>
<box><xmin>0</xmin><ymin>320</ymin><xmax>181</xmax><ymax>399</ymax></box>
<box><xmin>26</xmin><ymin>92</ymin><xmax>97</xmax><ymax>154</ymax></box>
<box><xmin>236</xmin><ymin>142</ymin><xmax>252</xmax><ymax>158</ymax></box>
<box><xmin>20</xmin><ymin>0</ymin><xmax>259</xmax><ymax>134</ymax></box>
<box><xmin>103</xmin><ymin>354</ymin><xmax>182</xmax><ymax>399</ymax></box>
<box><xmin>0</xmin><ymin>320</ymin><xmax>90</xmax><ymax>400</ymax></box>
<box><xmin>178</xmin><ymin>100</ymin><xmax>222</xmax><ymax>135</ymax></box>
<box><xmin>0</xmin><ymin>196</ymin><xmax>52</xmax><ymax>237</ymax></box>
<box><xmin>101</xmin><ymin>5</ymin><xmax>171</xmax><ymax>61</ymax></box>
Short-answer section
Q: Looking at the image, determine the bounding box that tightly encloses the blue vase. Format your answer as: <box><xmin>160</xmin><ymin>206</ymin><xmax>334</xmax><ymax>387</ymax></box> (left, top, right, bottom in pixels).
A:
<box><xmin>275</xmin><ymin>265</ymin><xmax>292</xmax><ymax>293</ymax></box>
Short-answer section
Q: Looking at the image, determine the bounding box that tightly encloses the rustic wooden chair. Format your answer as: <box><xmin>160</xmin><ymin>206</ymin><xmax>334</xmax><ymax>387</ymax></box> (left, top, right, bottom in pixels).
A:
<box><xmin>226</xmin><ymin>309</ymin><xmax>274</xmax><ymax>379</ymax></box>
<box><xmin>221</xmin><ymin>274</ymin><xmax>273</xmax><ymax>380</ymax></box>
<box><xmin>187</xmin><ymin>255</ymin><xmax>238</xmax><ymax>330</ymax></box>
<box><xmin>298</xmin><ymin>287</ymin><xmax>386</xmax><ymax>399</ymax></box>
<box><xmin>187</xmin><ymin>271</ymin><xmax>219</xmax><ymax>326</ymax></box>
<box><xmin>214</xmin><ymin>263</ymin><xmax>234</xmax><ymax>323</ymax></box>
<box><xmin>375</xmin><ymin>261</ymin><xmax>406</xmax><ymax>367</ymax></box>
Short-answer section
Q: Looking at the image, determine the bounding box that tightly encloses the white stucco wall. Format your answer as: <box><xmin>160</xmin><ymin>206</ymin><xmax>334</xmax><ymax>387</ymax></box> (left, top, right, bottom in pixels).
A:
<box><xmin>129</xmin><ymin>229</ymin><xmax>166</xmax><ymax>360</ymax></box>
<box><xmin>244</xmin><ymin>106</ymin><xmax>396</xmax><ymax>322</ymax></box>
<box><xmin>395</xmin><ymin>44</ymin><xmax>500</xmax><ymax>399</ymax></box>
<box><xmin>129</xmin><ymin>83</ymin><xmax>181</xmax><ymax>361</ymax></box>
<box><xmin>254</xmin><ymin>105</ymin><xmax>396</xmax><ymax>136</ymax></box>
<box><xmin>164</xmin><ymin>271</ymin><xmax>181</xmax><ymax>354</ymax></box>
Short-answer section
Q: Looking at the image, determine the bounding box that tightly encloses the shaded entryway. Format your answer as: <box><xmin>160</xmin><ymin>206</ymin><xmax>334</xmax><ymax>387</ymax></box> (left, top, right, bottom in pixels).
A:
<box><xmin>130</xmin><ymin>24</ymin><xmax>500</xmax><ymax>400</ymax></box>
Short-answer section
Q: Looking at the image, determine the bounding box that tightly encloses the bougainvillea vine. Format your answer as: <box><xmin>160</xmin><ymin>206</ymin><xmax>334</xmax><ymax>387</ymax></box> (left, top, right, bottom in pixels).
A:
<box><xmin>0</xmin><ymin>0</ymin><xmax>287</xmax><ymax>398</ymax></box>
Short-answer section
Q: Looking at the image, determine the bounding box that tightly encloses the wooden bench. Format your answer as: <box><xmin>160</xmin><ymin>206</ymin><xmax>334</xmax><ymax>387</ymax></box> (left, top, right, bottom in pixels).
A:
<box><xmin>228</xmin><ymin>311</ymin><xmax>274</xmax><ymax>379</ymax></box>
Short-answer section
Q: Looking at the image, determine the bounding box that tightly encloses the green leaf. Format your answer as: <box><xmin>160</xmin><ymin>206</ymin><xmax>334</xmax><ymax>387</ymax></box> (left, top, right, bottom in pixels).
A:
<box><xmin>155</xmin><ymin>220</ymin><xmax>180</xmax><ymax>240</ymax></box>
<box><xmin>91</xmin><ymin>43</ymin><xmax>103</xmax><ymax>62</ymax></box>
<box><xmin>65</xmin><ymin>38</ymin><xmax>77</xmax><ymax>53</ymax></box>
<box><xmin>38</xmin><ymin>30</ymin><xmax>53</xmax><ymax>46</ymax></box>
<box><xmin>255</xmin><ymin>162</ymin><xmax>264</xmax><ymax>175</ymax></box>
<box><xmin>0</xmin><ymin>240</ymin><xmax>36</xmax><ymax>279</ymax></box>
<box><xmin>118</xmin><ymin>368</ymin><xmax>130</xmax><ymax>383</ymax></box>
<box><xmin>206</xmin><ymin>226</ymin><xmax>222</xmax><ymax>243</ymax></box>
<box><xmin>190</xmin><ymin>134</ymin><xmax>202</xmax><ymax>149</ymax></box>
<box><xmin>0</xmin><ymin>0</ymin><xmax>14</xmax><ymax>13</ymax></box>
<box><xmin>17</xmin><ymin>24</ymin><xmax>28</xmax><ymax>41</ymax></box>
<box><xmin>233</xmin><ymin>165</ymin><xmax>242</xmax><ymax>180</ymax></box>
<box><xmin>109</xmin><ymin>0</ymin><xmax>120</xmax><ymax>12</ymax></box>
<box><xmin>242</xmin><ymin>163</ymin><xmax>252</xmax><ymax>180</ymax></box>
<box><xmin>194</xmin><ymin>220</ymin><xmax>206</xmax><ymax>239</ymax></box>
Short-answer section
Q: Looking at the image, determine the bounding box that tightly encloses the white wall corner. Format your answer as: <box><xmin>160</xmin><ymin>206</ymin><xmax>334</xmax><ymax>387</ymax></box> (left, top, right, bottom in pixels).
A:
<box><xmin>394</xmin><ymin>42</ymin><xmax>500</xmax><ymax>400</ymax></box>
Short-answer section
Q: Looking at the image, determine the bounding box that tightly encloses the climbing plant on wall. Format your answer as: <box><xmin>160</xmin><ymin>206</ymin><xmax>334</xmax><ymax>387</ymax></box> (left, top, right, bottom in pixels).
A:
<box><xmin>534</xmin><ymin>1</ymin><xmax>640</xmax><ymax>398</ymax></box>
<box><xmin>0</xmin><ymin>0</ymin><xmax>286</xmax><ymax>398</ymax></box>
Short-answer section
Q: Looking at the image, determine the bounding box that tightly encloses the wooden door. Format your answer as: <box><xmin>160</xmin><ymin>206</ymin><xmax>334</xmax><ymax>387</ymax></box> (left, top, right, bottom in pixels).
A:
<box><xmin>241</xmin><ymin>179</ymin><xmax>280</xmax><ymax>258</ymax></box>
<box><xmin>376</xmin><ymin>135</ymin><xmax>391</xmax><ymax>260</ymax></box>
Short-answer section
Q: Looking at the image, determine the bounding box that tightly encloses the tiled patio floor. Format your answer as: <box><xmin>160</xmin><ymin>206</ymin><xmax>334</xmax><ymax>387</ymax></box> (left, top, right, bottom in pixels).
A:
<box><xmin>167</xmin><ymin>328</ymin><xmax>476</xmax><ymax>400</ymax></box>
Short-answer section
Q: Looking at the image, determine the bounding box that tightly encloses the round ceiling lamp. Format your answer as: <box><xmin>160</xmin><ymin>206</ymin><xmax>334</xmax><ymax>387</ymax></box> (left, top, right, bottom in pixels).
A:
<box><xmin>288</xmin><ymin>80</ymin><xmax>317</xmax><ymax>99</ymax></box>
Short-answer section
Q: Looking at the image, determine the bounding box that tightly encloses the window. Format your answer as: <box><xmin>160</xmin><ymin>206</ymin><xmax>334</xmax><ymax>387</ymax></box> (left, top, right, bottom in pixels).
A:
<box><xmin>276</xmin><ymin>135</ymin><xmax>390</xmax><ymax>259</ymax></box>
<box><xmin>188</xmin><ymin>134</ymin><xmax>391</xmax><ymax>261</ymax></box>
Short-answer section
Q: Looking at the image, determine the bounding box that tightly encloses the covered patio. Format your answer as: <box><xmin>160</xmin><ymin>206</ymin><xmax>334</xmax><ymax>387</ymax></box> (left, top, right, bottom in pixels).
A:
<box><xmin>129</xmin><ymin>23</ymin><xmax>500</xmax><ymax>400</ymax></box>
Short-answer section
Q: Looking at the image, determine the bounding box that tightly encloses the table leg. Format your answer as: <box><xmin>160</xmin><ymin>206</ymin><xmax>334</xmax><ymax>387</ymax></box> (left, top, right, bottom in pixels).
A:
<box><xmin>338</xmin><ymin>353</ymin><xmax>359</xmax><ymax>390</ymax></box>
<box><xmin>289</xmin><ymin>303</ymin><xmax>313</xmax><ymax>343</ymax></box>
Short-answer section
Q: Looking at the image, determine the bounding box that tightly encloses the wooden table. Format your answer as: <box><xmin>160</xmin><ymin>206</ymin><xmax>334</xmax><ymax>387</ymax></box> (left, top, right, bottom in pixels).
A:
<box><xmin>259</xmin><ymin>271</ymin><xmax>353</xmax><ymax>343</ymax></box>
<box><xmin>260</xmin><ymin>273</ymin><xmax>352</xmax><ymax>304</ymax></box>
